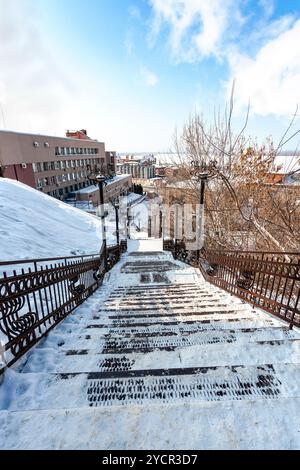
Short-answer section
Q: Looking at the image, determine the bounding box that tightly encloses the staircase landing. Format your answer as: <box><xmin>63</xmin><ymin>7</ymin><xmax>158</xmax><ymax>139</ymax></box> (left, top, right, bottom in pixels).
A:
<box><xmin>1</xmin><ymin>240</ymin><xmax>300</xmax><ymax>450</ymax></box>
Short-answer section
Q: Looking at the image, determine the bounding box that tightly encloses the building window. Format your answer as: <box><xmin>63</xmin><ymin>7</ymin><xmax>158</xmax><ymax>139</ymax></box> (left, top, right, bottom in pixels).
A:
<box><xmin>33</xmin><ymin>141</ymin><xmax>39</xmax><ymax>148</ymax></box>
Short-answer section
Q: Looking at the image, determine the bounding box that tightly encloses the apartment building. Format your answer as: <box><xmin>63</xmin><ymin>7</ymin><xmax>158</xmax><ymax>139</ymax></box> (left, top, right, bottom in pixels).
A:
<box><xmin>106</xmin><ymin>150</ymin><xmax>117</xmax><ymax>176</ymax></box>
<box><xmin>74</xmin><ymin>174</ymin><xmax>133</xmax><ymax>206</ymax></box>
<box><xmin>117</xmin><ymin>161</ymin><xmax>155</xmax><ymax>179</ymax></box>
<box><xmin>0</xmin><ymin>130</ymin><xmax>117</xmax><ymax>199</ymax></box>
<box><xmin>116</xmin><ymin>154</ymin><xmax>156</xmax><ymax>180</ymax></box>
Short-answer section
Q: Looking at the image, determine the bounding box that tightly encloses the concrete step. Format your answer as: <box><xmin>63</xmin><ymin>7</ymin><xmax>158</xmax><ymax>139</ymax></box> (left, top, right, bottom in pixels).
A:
<box><xmin>1</xmin><ymin>362</ymin><xmax>299</xmax><ymax>412</ymax></box>
<box><xmin>102</xmin><ymin>308</ymin><xmax>252</xmax><ymax>319</ymax></box>
<box><xmin>106</xmin><ymin>292</ymin><xmax>230</xmax><ymax>301</ymax></box>
<box><xmin>101</xmin><ymin>303</ymin><xmax>235</xmax><ymax>313</ymax></box>
<box><xmin>2</xmin><ymin>245</ymin><xmax>300</xmax><ymax>450</ymax></box>
<box><xmin>45</xmin><ymin>316</ymin><xmax>278</xmax><ymax>342</ymax></box>
<box><xmin>21</xmin><ymin>338</ymin><xmax>300</xmax><ymax>374</ymax></box>
<box><xmin>37</xmin><ymin>325</ymin><xmax>300</xmax><ymax>351</ymax></box>
<box><xmin>121</xmin><ymin>261</ymin><xmax>181</xmax><ymax>273</ymax></box>
<box><xmin>63</xmin><ymin>304</ymin><xmax>256</xmax><ymax>325</ymax></box>
<box><xmin>104</xmin><ymin>298</ymin><xmax>234</xmax><ymax>308</ymax></box>
<box><xmin>111</xmin><ymin>283</ymin><xmax>203</xmax><ymax>292</ymax></box>
<box><xmin>86</xmin><ymin>313</ymin><xmax>269</xmax><ymax>327</ymax></box>
<box><xmin>2</xmin><ymin>397</ymin><xmax>300</xmax><ymax>449</ymax></box>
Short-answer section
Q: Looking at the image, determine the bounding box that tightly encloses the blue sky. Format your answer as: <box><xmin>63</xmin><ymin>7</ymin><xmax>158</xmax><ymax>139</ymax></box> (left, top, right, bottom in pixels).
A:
<box><xmin>1</xmin><ymin>0</ymin><xmax>300</xmax><ymax>151</ymax></box>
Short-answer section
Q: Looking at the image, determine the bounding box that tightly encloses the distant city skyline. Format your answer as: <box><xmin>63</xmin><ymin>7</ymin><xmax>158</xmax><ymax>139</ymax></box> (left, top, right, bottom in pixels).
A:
<box><xmin>1</xmin><ymin>0</ymin><xmax>300</xmax><ymax>152</ymax></box>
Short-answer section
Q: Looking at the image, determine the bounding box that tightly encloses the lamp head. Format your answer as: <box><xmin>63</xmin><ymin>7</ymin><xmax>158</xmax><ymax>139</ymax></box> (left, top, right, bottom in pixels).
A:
<box><xmin>191</xmin><ymin>160</ymin><xmax>215</xmax><ymax>180</ymax></box>
<box><xmin>88</xmin><ymin>172</ymin><xmax>107</xmax><ymax>184</ymax></box>
<box><xmin>95</xmin><ymin>174</ymin><xmax>107</xmax><ymax>184</ymax></box>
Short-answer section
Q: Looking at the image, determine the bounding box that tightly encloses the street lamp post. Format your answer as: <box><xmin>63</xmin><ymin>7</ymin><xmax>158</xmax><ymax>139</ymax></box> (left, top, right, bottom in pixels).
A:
<box><xmin>115</xmin><ymin>201</ymin><xmax>120</xmax><ymax>246</ymax></box>
<box><xmin>88</xmin><ymin>173</ymin><xmax>108</xmax><ymax>270</ymax></box>
<box><xmin>199</xmin><ymin>174</ymin><xmax>208</xmax><ymax>205</ymax></box>
<box><xmin>110</xmin><ymin>197</ymin><xmax>120</xmax><ymax>247</ymax></box>
<box><xmin>192</xmin><ymin>161</ymin><xmax>209</xmax><ymax>205</ymax></box>
<box><xmin>191</xmin><ymin>161</ymin><xmax>213</xmax><ymax>259</ymax></box>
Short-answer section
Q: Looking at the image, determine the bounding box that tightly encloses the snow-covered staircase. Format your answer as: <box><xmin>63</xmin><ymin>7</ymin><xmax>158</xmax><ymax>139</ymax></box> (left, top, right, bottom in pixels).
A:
<box><xmin>1</xmin><ymin>239</ymin><xmax>300</xmax><ymax>449</ymax></box>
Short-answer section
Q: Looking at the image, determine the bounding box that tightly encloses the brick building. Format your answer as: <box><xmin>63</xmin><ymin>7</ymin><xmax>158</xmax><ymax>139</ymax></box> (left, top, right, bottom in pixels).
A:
<box><xmin>0</xmin><ymin>129</ymin><xmax>118</xmax><ymax>199</ymax></box>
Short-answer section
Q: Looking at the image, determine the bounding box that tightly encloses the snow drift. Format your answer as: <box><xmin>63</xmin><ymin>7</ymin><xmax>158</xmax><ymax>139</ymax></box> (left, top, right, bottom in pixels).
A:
<box><xmin>0</xmin><ymin>179</ymin><xmax>104</xmax><ymax>261</ymax></box>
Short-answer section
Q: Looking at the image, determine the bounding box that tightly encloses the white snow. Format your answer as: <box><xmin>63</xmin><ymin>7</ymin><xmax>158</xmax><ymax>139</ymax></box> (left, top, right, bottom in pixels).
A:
<box><xmin>0</xmin><ymin>180</ymin><xmax>149</xmax><ymax>263</ymax></box>
<box><xmin>0</xmin><ymin>179</ymin><xmax>104</xmax><ymax>261</ymax></box>
<box><xmin>1</xmin><ymin>398</ymin><xmax>299</xmax><ymax>450</ymax></box>
<box><xmin>0</xmin><ymin>244</ymin><xmax>300</xmax><ymax>449</ymax></box>
<box><xmin>73</xmin><ymin>184</ymin><xmax>98</xmax><ymax>195</ymax></box>
<box><xmin>74</xmin><ymin>175</ymin><xmax>131</xmax><ymax>195</ymax></box>
<box><xmin>127</xmin><ymin>239</ymin><xmax>163</xmax><ymax>252</ymax></box>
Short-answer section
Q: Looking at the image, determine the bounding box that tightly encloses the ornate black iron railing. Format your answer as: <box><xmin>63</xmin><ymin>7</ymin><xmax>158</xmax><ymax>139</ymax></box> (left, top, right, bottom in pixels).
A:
<box><xmin>0</xmin><ymin>242</ymin><xmax>127</xmax><ymax>373</ymax></box>
<box><xmin>164</xmin><ymin>239</ymin><xmax>300</xmax><ymax>329</ymax></box>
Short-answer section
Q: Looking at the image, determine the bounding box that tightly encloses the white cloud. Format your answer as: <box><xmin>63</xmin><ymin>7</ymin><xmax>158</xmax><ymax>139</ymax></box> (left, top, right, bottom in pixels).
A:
<box><xmin>125</xmin><ymin>31</ymin><xmax>134</xmax><ymax>56</ymax></box>
<box><xmin>149</xmin><ymin>0</ymin><xmax>244</xmax><ymax>61</ymax></box>
<box><xmin>248</xmin><ymin>14</ymin><xmax>295</xmax><ymax>44</ymax></box>
<box><xmin>129</xmin><ymin>5</ymin><xmax>142</xmax><ymax>21</ymax></box>
<box><xmin>149</xmin><ymin>0</ymin><xmax>300</xmax><ymax>121</ymax></box>
<box><xmin>140</xmin><ymin>66</ymin><xmax>159</xmax><ymax>86</ymax></box>
<box><xmin>0</xmin><ymin>1</ymin><xmax>169</xmax><ymax>150</ymax></box>
<box><xmin>228</xmin><ymin>18</ymin><xmax>300</xmax><ymax>117</ymax></box>
<box><xmin>0</xmin><ymin>0</ymin><xmax>74</xmax><ymax>132</ymax></box>
<box><xmin>259</xmin><ymin>0</ymin><xmax>275</xmax><ymax>18</ymax></box>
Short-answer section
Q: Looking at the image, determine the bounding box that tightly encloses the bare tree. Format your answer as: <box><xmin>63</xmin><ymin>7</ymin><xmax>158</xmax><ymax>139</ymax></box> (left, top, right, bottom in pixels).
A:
<box><xmin>169</xmin><ymin>85</ymin><xmax>300</xmax><ymax>252</ymax></box>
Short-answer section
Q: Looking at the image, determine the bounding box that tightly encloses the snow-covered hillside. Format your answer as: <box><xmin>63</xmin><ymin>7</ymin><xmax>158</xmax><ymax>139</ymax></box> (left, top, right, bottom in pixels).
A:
<box><xmin>0</xmin><ymin>179</ymin><xmax>104</xmax><ymax>261</ymax></box>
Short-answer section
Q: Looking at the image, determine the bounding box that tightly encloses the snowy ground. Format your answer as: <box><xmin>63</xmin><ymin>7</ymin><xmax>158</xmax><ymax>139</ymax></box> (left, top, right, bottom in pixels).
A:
<box><xmin>0</xmin><ymin>241</ymin><xmax>300</xmax><ymax>450</ymax></box>
<box><xmin>66</xmin><ymin>192</ymin><xmax>145</xmax><ymax>213</ymax></box>
<box><xmin>0</xmin><ymin>179</ymin><xmax>146</xmax><ymax>343</ymax></box>
<box><xmin>1</xmin><ymin>398</ymin><xmax>299</xmax><ymax>450</ymax></box>
<box><xmin>0</xmin><ymin>179</ymin><xmax>148</xmax><ymax>263</ymax></box>
<box><xmin>1</xmin><ymin>180</ymin><xmax>299</xmax><ymax>450</ymax></box>
<box><xmin>0</xmin><ymin>179</ymin><xmax>105</xmax><ymax>261</ymax></box>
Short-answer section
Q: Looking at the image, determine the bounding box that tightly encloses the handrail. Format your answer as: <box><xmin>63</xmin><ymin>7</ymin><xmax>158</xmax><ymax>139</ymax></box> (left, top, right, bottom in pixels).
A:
<box><xmin>163</xmin><ymin>239</ymin><xmax>300</xmax><ymax>329</ymax></box>
<box><xmin>0</xmin><ymin>241</ymin><xmax>127</xmax><ymax>373</ymax></box>
<box><xmin>0</xmin><ymin>253</ymin><xmax>100</xmax><ymax>267</ymax></box>
<box><xmin>204</xmin><ymin>250</ymin><xmax>300</xmax><ymax>255</ymax></box>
